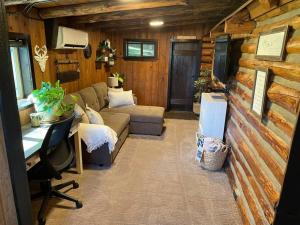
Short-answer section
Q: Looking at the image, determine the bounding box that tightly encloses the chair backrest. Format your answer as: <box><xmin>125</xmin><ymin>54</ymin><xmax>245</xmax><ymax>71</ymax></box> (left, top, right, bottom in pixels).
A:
<box><xmin>39</xmin><ymin>115</ymin><xmax>75</xmax><ymax>180</ymax></box>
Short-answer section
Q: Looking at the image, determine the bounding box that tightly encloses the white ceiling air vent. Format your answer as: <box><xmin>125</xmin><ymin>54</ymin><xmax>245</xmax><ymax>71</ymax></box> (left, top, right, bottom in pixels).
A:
<box><xmin>56</xmin><ymin>26</ymin><xmax>88</xmax><ymax>49</ymax></box>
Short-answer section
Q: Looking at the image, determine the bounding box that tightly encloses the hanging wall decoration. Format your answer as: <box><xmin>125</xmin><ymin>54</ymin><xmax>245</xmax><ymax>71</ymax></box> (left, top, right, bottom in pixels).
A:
<box><xmin>96</xmin><ymin>39</ymin><xmax>116</xmax><ymax>69</ymax></box>
<box><xmin>55</xmin><ymin>59</ymin><xmax>80</xmax><ymax>84</ymax></box>
<box><xmin>84</xmin><ymin>44</ymin><xmax>92</xmax><ymax>59</ymax></box>
<box><xmin>34</xmin><ymin>45</ymin><xmax>49</xmax><ymax>73</ymax></box>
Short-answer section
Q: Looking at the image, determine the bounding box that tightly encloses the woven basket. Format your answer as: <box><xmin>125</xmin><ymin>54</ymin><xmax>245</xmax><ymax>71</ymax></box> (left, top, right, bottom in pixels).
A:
<box><xmin>200</xmin><ymin>146</ymin><xmax>229</xmax><ymax>171</ymax></box>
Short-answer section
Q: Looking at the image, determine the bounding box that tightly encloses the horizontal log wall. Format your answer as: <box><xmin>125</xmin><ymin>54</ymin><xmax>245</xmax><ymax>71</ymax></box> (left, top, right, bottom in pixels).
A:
<box><xmin>224</xmin><ymin>0</ymin><xmax>300</xmax><ymax>224</ymax></box>
<box><xmin>201</xmin><ymin>36</ymin><xmax>214</xmax><ymax>71</ymax></box>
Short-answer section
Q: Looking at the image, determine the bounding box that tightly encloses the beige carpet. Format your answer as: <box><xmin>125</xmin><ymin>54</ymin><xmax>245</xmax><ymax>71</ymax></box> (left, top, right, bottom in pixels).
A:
<box><xmin>32</xmin><ymin>119</ymin><xmax>242</xmax><ymax>225</ymax></box>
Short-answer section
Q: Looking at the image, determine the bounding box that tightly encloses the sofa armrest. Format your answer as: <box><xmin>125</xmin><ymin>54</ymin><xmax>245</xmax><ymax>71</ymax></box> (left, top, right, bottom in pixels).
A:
<box><xmin>133</xmin><ymin>94</ymin><xmax>138</xmax><ymax>105</ymax></box>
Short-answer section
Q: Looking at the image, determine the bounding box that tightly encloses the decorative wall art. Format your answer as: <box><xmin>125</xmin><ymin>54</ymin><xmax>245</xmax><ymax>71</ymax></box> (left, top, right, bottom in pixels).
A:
<box><xmin>255</xmin><ymin>26</ymin><xmax>289</xmax><ymax>61</ymax></box>
<box><xmin>34</xmin><ymin>45</ymin><xmax>49</xmax><ymax>73</ymax></box>
<box><xmin>84</xmin><ymin>44</ymin><xmax>92</xmax><ymax>59</ymax></box>
<box><xmin>55</xmin><ymin>59</ymin><xmax>80</xmax><ymax>84</ymax></box>
<box><xmin>96</xmin><ymin>39</ymin><xmax>116</xmax><ymax>69</ymax></box>
<box><xmin>251</xmin><ymin>68</ymin><xmax>269</xmax><ymax>120</ymax></box>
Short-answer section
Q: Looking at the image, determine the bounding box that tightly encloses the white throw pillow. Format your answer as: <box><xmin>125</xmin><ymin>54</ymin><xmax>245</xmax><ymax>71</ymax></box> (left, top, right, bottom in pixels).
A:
<box><xmin>74</xmin><ymin>104</ymin><xmax>89</xmax><ymax>124</ymax></box>
<box><xmin>108</xmin><ymin>87</ymin><xmax>124</xmax><ymax>92</ymax></box>
<box><xmin>86</xmin><ymin>105</ymin><xmax>104</xmax><ymax>125</ymax></box>
<box><xmin>108</xmin><ymin>90</ymin><xmax>135</xmax><ymax>108</ymax></box>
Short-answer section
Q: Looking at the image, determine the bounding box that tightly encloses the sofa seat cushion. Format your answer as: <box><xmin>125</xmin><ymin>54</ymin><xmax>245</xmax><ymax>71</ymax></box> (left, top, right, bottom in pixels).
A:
<box><xmin>99</xmin><ymin>112</ymin><xmax>130</xmax><ymax>137</ymax></box>
<box><xmin>101</xmin><ymin>105</ymin><xmax>165</xmax><ymax>124</ymax></box>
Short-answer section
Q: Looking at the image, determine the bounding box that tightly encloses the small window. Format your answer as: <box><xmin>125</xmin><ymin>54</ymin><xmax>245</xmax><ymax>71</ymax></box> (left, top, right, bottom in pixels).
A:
<box><xmin>10</xmin><ymin>46</ymin><xmax>25</xmax><ymax>100</ymax></box>
<box><xmin>124</xmin><ymin>39</ymin><xmax>157</xmax><ymax>60</ymax></box>
<box><xmin>9</xmin><ymin>33</ymin><xmax>35</xmax><ymax>110</ymax></box>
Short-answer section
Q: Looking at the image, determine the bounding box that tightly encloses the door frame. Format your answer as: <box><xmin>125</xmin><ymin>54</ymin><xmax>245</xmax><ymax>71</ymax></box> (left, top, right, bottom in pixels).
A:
<box><xmin>167</xmin><ymin>39</ymin><xmax>201</xmax><ymax>111</ymax></box>
<box><xmin>274</xmin><ymin>110</ymin><xmax>300</xmax><ymax>225</ymax></box>
<box><xmin>0</xmin><ymin>2</ymin><xmax>33</xmax><ymax>225</ymax></box>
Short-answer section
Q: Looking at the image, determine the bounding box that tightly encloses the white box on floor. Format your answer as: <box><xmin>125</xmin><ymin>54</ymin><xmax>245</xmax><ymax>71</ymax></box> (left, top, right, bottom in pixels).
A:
<box><xmin>199</xmin><ymin>93</ymin><xmax>227</xmax><ymax>140</ymax></box>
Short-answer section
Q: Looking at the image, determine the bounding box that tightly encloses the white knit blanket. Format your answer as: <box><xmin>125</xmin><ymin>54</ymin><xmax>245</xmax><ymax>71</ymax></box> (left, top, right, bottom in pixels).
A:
<box><xmin>203</xmin><ymin>138</ymin><xmax>224</xmax><ymax>152</ymax></box>
<box><xmin>79</xmin><ymin>123</ymin><xmax>118</xmax><ymax>154</ymax></box>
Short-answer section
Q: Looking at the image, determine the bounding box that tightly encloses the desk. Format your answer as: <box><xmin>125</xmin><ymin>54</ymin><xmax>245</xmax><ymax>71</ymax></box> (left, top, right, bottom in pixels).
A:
<box><xmin>22</xmin><ymin>124</ymin><xmax>49</xmax><ymax>159</ymax></box>
<box><xmin>22</xmin><ymin>123</ymin><xmax>83</xmax><ymax>174</ymax></box>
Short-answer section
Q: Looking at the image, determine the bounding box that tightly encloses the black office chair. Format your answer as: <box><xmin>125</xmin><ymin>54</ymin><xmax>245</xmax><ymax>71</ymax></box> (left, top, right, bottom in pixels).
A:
<box><xmin>28</xmin><ymin>115</ymin><xmax>82</xmax><ymax>225</ymax></box>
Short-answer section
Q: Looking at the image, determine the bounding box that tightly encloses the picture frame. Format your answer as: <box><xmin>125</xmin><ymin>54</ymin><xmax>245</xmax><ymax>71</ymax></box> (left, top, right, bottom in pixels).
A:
<box><xmin>255</xmin><ymin>26</ymin><xmax>289</xmax><ymax>61</ymax></box>
<box><xmin>251</xmin><ymin>68</ymin><xmax>270</xmax><ymax>120</ymax></box>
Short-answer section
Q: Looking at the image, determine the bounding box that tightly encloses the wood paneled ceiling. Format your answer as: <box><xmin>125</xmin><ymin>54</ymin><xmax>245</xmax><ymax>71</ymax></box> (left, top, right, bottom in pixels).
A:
<box><xmin>5</xmin><ymin>0</ymin><xmax>248</xmax><ymax>31</ymax></box>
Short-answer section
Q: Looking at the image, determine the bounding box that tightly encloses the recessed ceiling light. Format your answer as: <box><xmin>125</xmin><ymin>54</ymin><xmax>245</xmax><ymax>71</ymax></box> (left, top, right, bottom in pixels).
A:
<box><xmin>149</xmin><ymin>21</ymin><xmax>164</xmax><ymax>27</ymax></box>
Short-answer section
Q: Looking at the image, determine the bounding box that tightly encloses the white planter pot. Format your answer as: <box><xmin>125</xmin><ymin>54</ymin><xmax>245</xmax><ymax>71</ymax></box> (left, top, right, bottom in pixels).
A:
<box><xmin>42</xmin><ymin>111</ymin><xmax>59</xmax><ymax>123</ymax></box>
<box><xmin>34</xmin><ymin>102</ymin><xmax>59</xmax><ymax>123</ymax></box>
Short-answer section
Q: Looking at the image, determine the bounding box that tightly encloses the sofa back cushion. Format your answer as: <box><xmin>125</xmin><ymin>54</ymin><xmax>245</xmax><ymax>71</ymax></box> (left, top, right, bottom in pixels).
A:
<box><xmin>64</xmin><ymin>92</ymin><xmax>85</xmax><ymax>110</ymax></box>
<box><xmin>92</xmin><ymin>82</ymin><xmax>108</xmax><ymax>109</ymax></box>
<box><xmin>79</xmin><ymin>87</ymin><xmax>100</xmax><ymax>111</ymax></box>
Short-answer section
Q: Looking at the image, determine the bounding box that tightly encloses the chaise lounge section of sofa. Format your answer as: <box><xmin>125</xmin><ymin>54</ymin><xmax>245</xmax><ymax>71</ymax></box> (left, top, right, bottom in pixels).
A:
<box><xmin>65</xmin><ymin>82</ymin><xmax>165</xmax><ymax>167</ymax></box>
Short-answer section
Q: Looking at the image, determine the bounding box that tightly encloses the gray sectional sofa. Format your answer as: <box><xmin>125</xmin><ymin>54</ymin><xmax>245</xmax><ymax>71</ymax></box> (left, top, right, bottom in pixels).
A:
<box><xmin>65</xmin><ymin>82</ymin><xmax>165</xmax><ymax>167</ymax></box>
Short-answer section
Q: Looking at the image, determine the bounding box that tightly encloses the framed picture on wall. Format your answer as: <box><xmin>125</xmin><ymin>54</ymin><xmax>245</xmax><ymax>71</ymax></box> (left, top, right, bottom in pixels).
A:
<box><xmin>255</xmin><ymin>26</ymin><xmax>289</xmax><ymax>61</ymax></box>
<box><xmin>251</xmin><ymin>68</ymin><xmax>269</xmax><ymax>120</ymax></box>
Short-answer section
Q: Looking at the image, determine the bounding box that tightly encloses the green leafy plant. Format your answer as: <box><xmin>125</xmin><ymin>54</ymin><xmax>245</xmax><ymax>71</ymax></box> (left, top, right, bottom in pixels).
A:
<box><xmin>32</xmin><ymin>81</ymin><xmax>76</xmax><ymax>117</ymax></box>
<box><xmin>96</xmin><ymin>55</ymin><xmax>105</xmax><ymax>62</ymax></box>
<box><xmin>96</xmin><ymin>39</ymin><xmax>116</xmax><ymax>65</ymax></box>
<box><xmin>111</xmin><ymin>72</ymin><xmax>124</xmax><ymax>86</ymax></box>
<box><xmin>194</xmin><ymin>69</ymin><xmax>211</xmax><ymax>102</ymax></box>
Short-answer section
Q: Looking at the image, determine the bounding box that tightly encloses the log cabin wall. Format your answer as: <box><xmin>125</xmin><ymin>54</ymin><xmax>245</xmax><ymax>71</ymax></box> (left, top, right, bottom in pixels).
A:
<box><xmin>200</xmin><ymin>36</ymin><xmax>215</xmax><ymax>71</ymax></box>
<box><xmin>6</xmin><ymin>6</ymin><xmax>110</xmax><ymax>94</ymax></box>
<box><xmin>107</xmin><ymin>24</ymin><xmax>213</xmax><ymax>108</ymax></box>
<box><xmin>218</xmin><ymin>0</ymin><xmax>300</xmax><ymax>224</ymax></box>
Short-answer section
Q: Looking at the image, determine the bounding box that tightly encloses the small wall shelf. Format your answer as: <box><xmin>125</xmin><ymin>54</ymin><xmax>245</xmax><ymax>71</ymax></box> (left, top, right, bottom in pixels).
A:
<box><xmin>95</xmin><ymin>39</ymin><xmax>116</xmax><ymax>69</ymax></box>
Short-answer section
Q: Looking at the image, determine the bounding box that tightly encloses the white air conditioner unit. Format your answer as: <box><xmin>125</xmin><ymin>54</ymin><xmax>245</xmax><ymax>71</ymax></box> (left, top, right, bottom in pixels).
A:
<box><xmin>55</xmin><ymin>26</ymin><xmax>88</xmax><ymax>49</ymax></box>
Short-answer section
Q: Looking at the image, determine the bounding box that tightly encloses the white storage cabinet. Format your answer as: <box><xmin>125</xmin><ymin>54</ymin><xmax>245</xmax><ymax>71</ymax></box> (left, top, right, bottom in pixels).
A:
<box><xmin>198</xmin><ymin>93</ymin><xmax>227</xmax><ymax>140</ymax></box>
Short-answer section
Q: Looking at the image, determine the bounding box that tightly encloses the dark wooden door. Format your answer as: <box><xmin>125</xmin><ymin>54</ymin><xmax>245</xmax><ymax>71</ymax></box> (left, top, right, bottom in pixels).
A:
<box><xmin>168</xmin><ymin>41</ymin><xmax>200</xmax><ymax>111</ymax></box>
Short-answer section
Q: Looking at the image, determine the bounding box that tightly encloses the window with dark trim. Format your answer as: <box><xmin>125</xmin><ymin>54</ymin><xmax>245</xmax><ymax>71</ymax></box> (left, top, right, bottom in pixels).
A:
<box><xmin>9</xmin><ymin>33</ymin><xmax>36</xmax><ymax>110</ymax></box>
<box><xmin>124</xmin><ymin>39</ymin><xmax>157</xmax><ymax>60</ymax></box>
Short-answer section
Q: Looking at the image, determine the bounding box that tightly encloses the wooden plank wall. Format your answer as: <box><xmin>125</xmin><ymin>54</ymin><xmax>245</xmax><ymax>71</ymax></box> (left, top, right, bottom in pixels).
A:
<box><xmin>219</xmin><ymin>0</ymin><xmax>300</xmax><ymax>224</ymax></box>
<box><xmin>107</xmin><ymin>24</ymin><xmax>213</xmax><ymax>108</ymax></box>
<box><xmin>6</xmin><ymin>6</ymin><xmax>110</xmax><ymax>94</ymax></box>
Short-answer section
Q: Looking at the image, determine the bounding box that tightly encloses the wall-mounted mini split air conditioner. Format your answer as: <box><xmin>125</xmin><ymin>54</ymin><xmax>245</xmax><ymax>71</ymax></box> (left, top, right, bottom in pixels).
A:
<box><xmin>55</xmin><ymin>26</ymin><xmax>88</xmax><ymax>50</ymax></box>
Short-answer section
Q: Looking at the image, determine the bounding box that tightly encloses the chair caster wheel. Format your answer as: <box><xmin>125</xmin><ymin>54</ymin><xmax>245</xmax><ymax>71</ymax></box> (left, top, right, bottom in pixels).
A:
<box><xmin>76</xmin><ymin>201</ymin><xmax>83</xmax><ymax>208</ymax></box>
<box><xmin>73</xmin><ymin>182</ymin><xmax>79</xmax><ymax>189</ymax></box>
<box><xmin>38</xmin><ymin>218</ymin><xmax>46</xmax><ymax>225</ymax></box>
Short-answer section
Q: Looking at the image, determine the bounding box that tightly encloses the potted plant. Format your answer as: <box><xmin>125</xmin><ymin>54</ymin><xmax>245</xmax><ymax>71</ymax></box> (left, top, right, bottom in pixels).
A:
<box><xmin>111</xmin><ymin>72</ymin><xmax>124</xmax><ymax>87</ymax></box>
<box><xmin>193</xmin><ymin>69</ymin><xmax>211</xmax><ymax>115</ymax></box>
<box><xmin>96</xmin><ymin>39</ymin><xmax>116</xmax><ymax>68</ymax></box>
<box><xmin>31</xmin><ymin>81</ymin><xmax>76</xmax><ymax>122</ymax></box>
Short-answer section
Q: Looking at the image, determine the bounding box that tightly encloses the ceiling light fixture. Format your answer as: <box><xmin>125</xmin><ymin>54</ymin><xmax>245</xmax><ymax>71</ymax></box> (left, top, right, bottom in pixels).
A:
<box><xmin>149</xmin><ymin>21</ymin><xmax>164</xmax><ymax>27</ymax></box>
